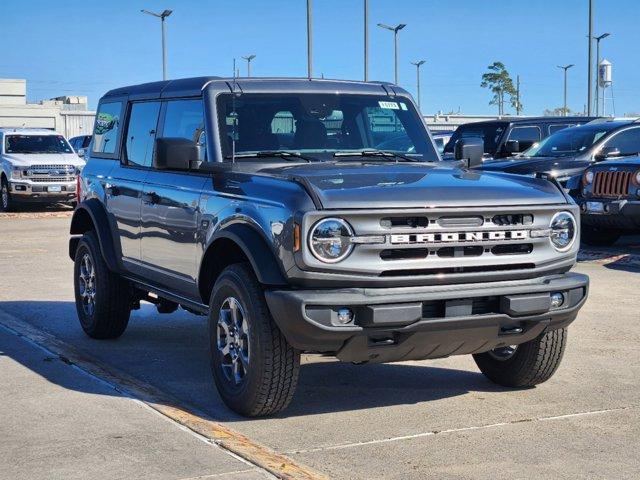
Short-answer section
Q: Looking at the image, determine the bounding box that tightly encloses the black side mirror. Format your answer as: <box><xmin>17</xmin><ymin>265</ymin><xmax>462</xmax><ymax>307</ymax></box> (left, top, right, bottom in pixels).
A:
<box><xmin>454</xmin><ymin>138</ymin><xmax>484</xmax><ymax>168</ymax></box>
<box><xmin>504</xmin><ymin>140</ymin><xmax>520</xmax><ymax>154</ymax></box>
<box><xmin>596</xmin><ymin>146</ymin><xmax>621</xmax><ymax>160</ymax></box>
<box><xmin>154</xmin><ymin>137</ymin><xmax>201</xmax><ymax>171</ymax></box>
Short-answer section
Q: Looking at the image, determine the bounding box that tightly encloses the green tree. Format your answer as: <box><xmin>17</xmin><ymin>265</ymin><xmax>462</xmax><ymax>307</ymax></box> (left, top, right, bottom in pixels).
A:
<box><xmin>543</xmin><ymin>107</ymin><xmax>573</xmax><ymax>117</ymax></box>
<box><xmin>480</xmin><ymin>62</ymin><xmax>519</xmax><ymax>115</ymax></box>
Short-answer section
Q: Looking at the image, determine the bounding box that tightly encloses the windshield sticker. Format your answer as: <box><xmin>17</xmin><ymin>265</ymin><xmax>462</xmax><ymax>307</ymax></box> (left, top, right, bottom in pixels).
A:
<box><xmin>400</xmin><ymin>102</ymin><xmax>408</xmax><ymax>111</ymax></box>
<box><xmin>378</xmin><ymin>101</ymin><xmax>400</xmax><ymax>110</ymax></box>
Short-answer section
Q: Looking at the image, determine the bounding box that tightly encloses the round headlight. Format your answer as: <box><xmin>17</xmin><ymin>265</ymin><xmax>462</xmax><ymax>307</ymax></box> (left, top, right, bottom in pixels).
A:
<box><xmin>635</xmin><ymin>170</ymin><xmax>640</xmax><ymax>185</ymax></box>
<box><xmin>583</xmin><ymin>170</ymin><xmax>594</xmax><ymax>185</ymax></box>
<box><xmin>309</xmin><ymin>218</ymin><xmax>354</xmax><ymax>263</ymax></box>
<box><xmin>549</xmin><ymin>212</ymin><xmax>576</xmax><ymax>252</ymax></box>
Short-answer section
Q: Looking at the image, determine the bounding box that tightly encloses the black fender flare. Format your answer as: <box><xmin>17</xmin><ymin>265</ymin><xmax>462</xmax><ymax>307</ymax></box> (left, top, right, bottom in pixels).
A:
<box><xmin>69</xmin><ymin>198</ymin><xmax>121</xmax><ymax>272</ymax></box>
<box><xmin>202</xmin><ymin>223</ymin><xmax>287</xmax><ymax>287</ymax></box>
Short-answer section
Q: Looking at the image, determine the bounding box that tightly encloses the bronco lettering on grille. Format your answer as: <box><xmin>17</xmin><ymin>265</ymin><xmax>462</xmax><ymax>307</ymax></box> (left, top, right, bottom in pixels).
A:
<box><xmin>390</xmin><ymin>230</ymin><xmax>529</xmax><ymax>244</ymax></box>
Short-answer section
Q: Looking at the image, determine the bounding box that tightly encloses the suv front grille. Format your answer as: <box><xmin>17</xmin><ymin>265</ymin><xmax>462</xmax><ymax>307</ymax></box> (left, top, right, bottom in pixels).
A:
<box><xmin>30</xmin><ymin>176</ymin><xmax>75</xmax><ymax>183</ymax></box>
<box><xmin>593</xmin><ymin>170</ymin><xmax>632</xmax><ymax>197</ymax></box>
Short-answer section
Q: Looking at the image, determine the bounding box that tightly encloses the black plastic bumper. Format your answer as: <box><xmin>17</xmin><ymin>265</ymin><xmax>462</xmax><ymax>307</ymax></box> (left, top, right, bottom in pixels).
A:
<box><xmin>579</xmin><ymin>198</ymin><xmax>640</xmax><ymax>229</ymax></box>
<box><xmin>264</xmin><ymin>272</ymin><xmax>589</xmax><ymax>363</ymax></box>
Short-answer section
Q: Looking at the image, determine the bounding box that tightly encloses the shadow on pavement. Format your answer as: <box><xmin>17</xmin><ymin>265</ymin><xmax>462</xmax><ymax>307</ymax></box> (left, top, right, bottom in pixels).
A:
<box><xmin>0</xmin><ymin>300</ymin><xmax>511</xmax><ymax>422</ymax></box>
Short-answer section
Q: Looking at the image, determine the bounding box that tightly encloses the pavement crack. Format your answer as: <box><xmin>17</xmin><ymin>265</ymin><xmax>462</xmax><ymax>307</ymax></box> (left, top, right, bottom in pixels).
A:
<box><xmin>287</xmin><ymin>404</ymin><xmax>640</xmax><ymax>455</ymax></box>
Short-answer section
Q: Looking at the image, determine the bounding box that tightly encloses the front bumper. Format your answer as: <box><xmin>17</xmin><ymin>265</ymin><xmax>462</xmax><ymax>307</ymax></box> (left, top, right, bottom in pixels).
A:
<box><xmin>265</xmin><ymin>272</ymin><xmax>589</xmax><ymax>363</ymax></box>
<box><xmin>9</xmin><ymin>180</ymin><xmax>76</xmax><ymax>202</ymax></box>
<box><xmin>578</xmin><ymin>198</ymin><xmax>640</xmax><ymax>229</ymax></box>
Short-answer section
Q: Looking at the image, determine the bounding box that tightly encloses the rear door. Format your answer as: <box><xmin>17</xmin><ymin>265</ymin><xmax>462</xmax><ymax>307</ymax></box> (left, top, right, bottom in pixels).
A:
<box><xmin>106</xmin><ymin>100</ymin><xmax>160</xmax><ymax>271</ymax></box>
<box><xmin>139</xmin><ymin>98</ymin><xmax>208</xmax><ymax>297</ymax></box>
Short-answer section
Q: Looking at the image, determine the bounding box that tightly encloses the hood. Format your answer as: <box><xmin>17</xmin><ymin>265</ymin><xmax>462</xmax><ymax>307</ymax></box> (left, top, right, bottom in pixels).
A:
<box><xmin>480</xmin><ymin>156</ymin><xmax>592</xmax><ymax>180</ymax></box>
<box><xmin>260</xmin><ymin>162</ymin><xmax>567</xmax><ymax>209</ymax></box>
<box><xmin>2</xmin><ymin>153</ymin><xmax>85</xmax><ymax>168</ymax></box>
<box><xmin>587</xmin><ymin>157</ymin><xmax>640</xmax><ymax>171</ymax></box>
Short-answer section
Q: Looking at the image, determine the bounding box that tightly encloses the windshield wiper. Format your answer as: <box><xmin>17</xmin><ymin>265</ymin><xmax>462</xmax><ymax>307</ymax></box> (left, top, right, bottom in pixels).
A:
<box><xmin>333</xmin><ymin>149</ymin><xmax>419</xmax><ymax>162</ymax></box>
<box><xmin>225</xmin><ymin>150</ymin><xmax>317</xmax><ymax>162</ymax></box>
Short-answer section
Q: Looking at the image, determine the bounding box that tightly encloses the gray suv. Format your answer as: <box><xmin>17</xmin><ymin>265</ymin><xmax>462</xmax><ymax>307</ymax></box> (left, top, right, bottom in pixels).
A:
<box><xmin>69</xmin><ymin>77</ymin><xmax>588</xmax><ymax>416</ymax></box>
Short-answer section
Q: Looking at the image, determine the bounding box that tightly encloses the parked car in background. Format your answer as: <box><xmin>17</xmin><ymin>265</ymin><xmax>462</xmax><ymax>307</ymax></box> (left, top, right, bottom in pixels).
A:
<box><xmin>69</xmin><ymin>134</ymin><xmax>92</xmax><ymax>158</ymax></box>
<box><xmin>479</xmin><ymin>118</ymin><xmax>640</xmax><ymax>191</ymax></box>
<box><xmin>574</xmin><ymin>156</ymin><xmax>640</xmax><ymax>246</ymax></box>
<box><xmin>0</xmin><ymin>128</ymin><xmax>84</xmax><ymax>211</ymax></box>
<box><xmin>443</xmin><ymin>116</ymin><xmax>595</xmax><ymax>160</ymax></box>
<box><xmin>431</xmin><ymin>130</ymin><xmax>454</xmax><ymax>154</ymax></box>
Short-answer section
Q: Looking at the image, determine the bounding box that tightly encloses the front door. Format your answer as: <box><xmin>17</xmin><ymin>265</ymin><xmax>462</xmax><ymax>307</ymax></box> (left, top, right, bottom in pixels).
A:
<box><xmin>139</xmin><ymin>98</ymin><xmax>208</xmax><ymax>297</ymax></box>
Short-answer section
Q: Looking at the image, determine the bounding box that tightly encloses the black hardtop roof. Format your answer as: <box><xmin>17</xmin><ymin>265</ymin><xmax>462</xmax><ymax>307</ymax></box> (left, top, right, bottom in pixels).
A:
<box><xmin>460</xmin><ymin>116</ymin><xmax>597</xmax><ymax>127</ymax></box>
<box><xmin>101</xmin><ymin>76</ymin><xmax>407</xmax><ymax>101</ymax></box>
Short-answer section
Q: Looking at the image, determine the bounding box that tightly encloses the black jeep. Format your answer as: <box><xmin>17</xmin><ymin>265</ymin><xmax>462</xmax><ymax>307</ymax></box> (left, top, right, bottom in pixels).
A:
<box><xmin>69</xmin><ymin>77</ymin><xmax>588</xmax><ymax>416</ymax></box>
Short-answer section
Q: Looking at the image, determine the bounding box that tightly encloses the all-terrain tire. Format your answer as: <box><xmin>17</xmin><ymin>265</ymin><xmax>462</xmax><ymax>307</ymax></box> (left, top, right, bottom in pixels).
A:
<box><xmin>1</xmin><ymin>176</ymin><xmax>13</xmax><ymax>212</ymax></box>
<box><xmin>581</xmin><ymin>224</ymin><xmax>620</xmax><ymax>247</ymax></box>
<box><xmin>73</xmin><ymin>230</ymin><xmax>131</xmax><ymax>339</ymax></box>
<box><xmin>473</xmin><ymin>328</ymin><xmax>567</xmax><ymax>387</ymax></box>
<box><xmin>209</xmin><ymin>263</ymin><xmax>300</xmax><ymax>417</ymax></box>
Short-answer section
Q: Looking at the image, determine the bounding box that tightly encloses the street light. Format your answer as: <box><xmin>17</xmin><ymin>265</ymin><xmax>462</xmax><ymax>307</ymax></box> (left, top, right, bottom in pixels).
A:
<box><xmin>594</xmin><ymin>32</ymin><xmax>610</xmax><ymax>115</ymax></box>
<box><xmin>377</xmin><ymin>23</ymin><xmax>406</xmax><ymax>85</ymax></box>
<box><xmin>557</xmin><ymin>64</ymin><xmax>575</xmax><ymax>116</ymax></box>
<box><xmin>242</xmin><ymin>54</ymin><xmax>256</xmax><ymax>77</ymax></box>
<box><xmin>364</xmin><ymin>0</ymin><xmax>369</xmax><ymax>81</ymax></box>
<box><xmin>141</xmin><ymin>9</ymin><xmax>173</xmax><ymax>81</ymax></box>
<box><xmin>410</xmin><ymin>60</ymin><xmax>426</xmax><ymax>111</ymax></box>
<box><xmin>306</xmin><ymin>0</ymin><xmax>313</xmax><ymax>78</ymax></box>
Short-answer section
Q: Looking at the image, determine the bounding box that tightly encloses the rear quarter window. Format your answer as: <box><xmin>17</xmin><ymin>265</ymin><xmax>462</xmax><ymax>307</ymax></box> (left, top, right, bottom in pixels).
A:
<box><xmin>92</xmin><ymin>101</ymin><xmax>123</xmax><ymax>156</ymax></box>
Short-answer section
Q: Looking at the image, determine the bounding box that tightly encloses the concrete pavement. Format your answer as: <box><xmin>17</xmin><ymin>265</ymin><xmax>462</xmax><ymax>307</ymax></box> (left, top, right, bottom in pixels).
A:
<box><xmin>0</xmin><ymin>214</ymin><xmax>639</xmax><ymax>479</ymax></box>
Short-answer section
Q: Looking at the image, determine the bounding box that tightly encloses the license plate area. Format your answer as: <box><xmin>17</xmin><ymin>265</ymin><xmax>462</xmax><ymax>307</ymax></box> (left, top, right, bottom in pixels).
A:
<box><xmin>586</xmin><ymin>201</ymin><xmax>604</xmax><ymax>214</ymax></box>
<box><xmin>47</xmin><ymin>185</ymin><xmax>62</xmax><ymax>193</ymax></box>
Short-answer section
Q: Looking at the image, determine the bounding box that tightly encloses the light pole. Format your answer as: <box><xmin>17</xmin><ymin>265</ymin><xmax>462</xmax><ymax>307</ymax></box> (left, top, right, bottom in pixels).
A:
<box><xmin>242</xmin><ymin>54</ymin><xmax>256</xmax><ymax>77</ymax></box>
<box><xmin>557</xmin><ymin>64</ymin><xmax>575</xmax><ymax>116</ymax></box>
<box><xmin>594</xmin><ymin>32</ymin><xmax>610</xmax><ymax>115</ymax></box>
<box><xmin>306</xmin><ymin>0</ymin><xmax>313</xmax><ymax>79</ymax></box>
<box><xmin>364</xmin><ymin>0</ymin><xmax>369</xmax><ymax>81</ymax></box>
<box><xmin>141</xmin><ymin>9</ymin><xmax>173</xmax><ymax>81</ymax></box>
<box><xmin>377</xmin><ymin>23</ymin><xmax>406</xmax><ymax>84</ymax></box>
<box><xmin>587</xmin><ymin>0</ymin><xmax>594</xmax><ymax>116</ymax></box>
<box><xmin>411</xmin><ymin>60</ymin><xmax>426</xmax><ymax>111</ymax></box>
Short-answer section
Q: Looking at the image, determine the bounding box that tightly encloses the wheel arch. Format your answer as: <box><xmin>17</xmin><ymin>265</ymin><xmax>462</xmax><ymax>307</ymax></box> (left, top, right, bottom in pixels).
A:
<box><xmin>69</xmin><ymin>198</ymin><xmax>120</xmax><ymax>272</ymax></box>
<box><xmin>198</xmin><ymin>223</ymin><xmax>287</xmax><ymax>305</ymax></box>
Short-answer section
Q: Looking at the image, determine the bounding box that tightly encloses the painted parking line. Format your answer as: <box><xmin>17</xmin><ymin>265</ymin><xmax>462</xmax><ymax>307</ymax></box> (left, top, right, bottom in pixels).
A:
<box><xmin>0</xmin><ymin>309</ymin><xmax>327</xmax><ymax>480</ymax></box>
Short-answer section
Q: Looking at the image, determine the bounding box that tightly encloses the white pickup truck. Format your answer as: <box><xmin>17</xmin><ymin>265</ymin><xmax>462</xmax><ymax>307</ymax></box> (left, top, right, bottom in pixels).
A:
<box><xmin>0</xmin><ymin>128</ymin><xmax>85</xmax><ymax>211</ymax></box>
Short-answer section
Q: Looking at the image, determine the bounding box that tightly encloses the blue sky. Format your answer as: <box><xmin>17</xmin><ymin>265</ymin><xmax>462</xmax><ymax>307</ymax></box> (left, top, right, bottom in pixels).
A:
<box><xmin>2</xmin><ymin>0</ymin><xmax>638</xmax><ymax>115</ymax></box>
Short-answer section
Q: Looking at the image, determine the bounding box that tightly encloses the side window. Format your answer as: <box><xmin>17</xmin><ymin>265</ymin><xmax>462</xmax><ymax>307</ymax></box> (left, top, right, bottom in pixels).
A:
<box><xmin>508</xmin><ymin>126</ymin><xmax>541</xmax><ymax>143</ymax></box>
<box><xmin>604</xmin><ymin>128</ymin><xmax>640</xmax><ymax>156</ymax></box>
<box><xmin>160</xmin><ymin>99</ymin><xmax>206</xmax><ymax>161</ymax></box>
<box><xmin>92</xmin><ymin>102</ymin><xmax>122</xmax><ymax>155</ymax></box>
<box><xmin>82</xmin><ymin>136</ymin><xmax>92</xmax><ymax>148</ymax></box>
<box><xmin>549</xmin><ymin>124</ymin><xmax>572</xmax><ymax>135</ymax></box>
<box><xmin>124</xmin><ymin>102</ymin><xmax>161</xmax><ymax>167</ymax></box>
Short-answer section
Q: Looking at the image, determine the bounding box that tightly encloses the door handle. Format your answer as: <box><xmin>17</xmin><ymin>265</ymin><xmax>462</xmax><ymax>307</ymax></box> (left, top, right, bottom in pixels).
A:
<box><xmin>105</xmin><ymin>185</ymin><xmax>120</xmax><ymax>196</ymax></box>
<box><xmin>142</xmin><ymin>191</ymin><xmax>160</xmax><ymax>205</ymax></box>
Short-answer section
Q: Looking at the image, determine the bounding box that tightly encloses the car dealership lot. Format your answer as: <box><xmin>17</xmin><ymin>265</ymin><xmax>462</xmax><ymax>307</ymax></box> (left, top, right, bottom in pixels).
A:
<box><xmin>1</xmin><ymin>213</ymin><xmax>639</xmax><ymax>480</ymax></box>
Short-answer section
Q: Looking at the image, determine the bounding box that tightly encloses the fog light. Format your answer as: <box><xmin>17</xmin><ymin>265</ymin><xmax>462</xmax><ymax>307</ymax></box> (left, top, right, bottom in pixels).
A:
<box><xmin>550</xmin><ymin>292</ymin><xmax>565</xmax><ymax>309</ymax></box>
<box><xmin>336</xmin><ymin>307</ymin><xmax>354</xmax><ymax>324</ymax></box>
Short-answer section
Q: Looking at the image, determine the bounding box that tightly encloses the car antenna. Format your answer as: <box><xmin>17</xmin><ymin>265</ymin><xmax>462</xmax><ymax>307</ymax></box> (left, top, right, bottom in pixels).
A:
<box><xmin>231</xmin><ymin>58</ymin><xmax>239</xmax><ymax>164</ymax></box>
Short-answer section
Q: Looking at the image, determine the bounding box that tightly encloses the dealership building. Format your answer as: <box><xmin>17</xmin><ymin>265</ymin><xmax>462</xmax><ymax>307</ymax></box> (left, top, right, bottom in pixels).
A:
<box><xmin>0</xmin><ymin>78</ymin><xmax>95</xmax><ymax>138</ymax></box>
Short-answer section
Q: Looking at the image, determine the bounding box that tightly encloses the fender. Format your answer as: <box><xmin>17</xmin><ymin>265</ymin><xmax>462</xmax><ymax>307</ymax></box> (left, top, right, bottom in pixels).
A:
<box><xmin>69</xmin><ymin>198</ymin><xmax>121</xmax><ymax>272</ymax></box>
<box><xmin>564</xmin><ymin>174</ymin><xmax>583</xmax><ymax>193</ymax></box>
<box><xmin>202</xmin><ymin>223</ymin><xmax>287</xmax><ymax>287</ymax></box>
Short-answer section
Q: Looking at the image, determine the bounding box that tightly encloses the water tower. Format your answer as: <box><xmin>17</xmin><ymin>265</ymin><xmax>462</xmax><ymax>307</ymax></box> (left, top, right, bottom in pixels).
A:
<box><xmin>598</xmin><ymin>59</ymin><xmax>613</xmax><ymax>116</ymax></box>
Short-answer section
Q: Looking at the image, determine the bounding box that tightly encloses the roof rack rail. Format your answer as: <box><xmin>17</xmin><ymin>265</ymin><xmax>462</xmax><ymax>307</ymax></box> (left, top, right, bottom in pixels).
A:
<box><xmin>586</xmin><ymin>117</ymin><xmax>638</xmax><ymax>124</ymax></box>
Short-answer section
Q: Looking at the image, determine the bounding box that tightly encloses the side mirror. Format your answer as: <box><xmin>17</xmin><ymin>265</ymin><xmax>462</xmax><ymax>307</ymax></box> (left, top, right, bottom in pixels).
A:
<box><xmin>454</xmin><ymin>138</ymin><xmax>484</xmax><ymax>168</ymax></box>
<box><xmin>504</xmin><ymin>140</ymin><xmax>520</xmax><ymax>154</ymax></box>
<box><xmin>596</xmin><ymin>146</ymin><xmax>621</xmax><ymax>160</ymax></box>
<box><xmin>77</xmin><ymin>148</ymin><xmax>85</xmax><ymax>158</ymax></box>
<box><xmin>154</xmin><ymin>137</ymin><xmax>201</xmax><ymax>171</ymax></box>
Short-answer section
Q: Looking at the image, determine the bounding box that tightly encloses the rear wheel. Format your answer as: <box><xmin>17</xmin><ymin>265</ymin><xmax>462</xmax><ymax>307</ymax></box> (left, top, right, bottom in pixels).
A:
<box><xmin>473</xmin><ymin>328</ymin><xmax>567</xmax><ymax>387</ymax></box>
<box><xmin>73</xmin><ymin>231</ymin><xmax>132</xmax><ymax>339</ymax></box>
<box><xmin>209</xmin><ymin>263</ymin><xmax>300</xmax><ymax>417</ymax></box>
<box><xmin>581</xmin><ymin>224</ymin><xmax>620</xmax><ymax>247</ymax></box>
<box><xmin>0</xmin><ymin>177</ymin><xmax>12</xmax><ymax>212</ymax></box>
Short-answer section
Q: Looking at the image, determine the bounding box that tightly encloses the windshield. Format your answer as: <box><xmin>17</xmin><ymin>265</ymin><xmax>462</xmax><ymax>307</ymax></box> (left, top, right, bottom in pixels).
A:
<box><xmin>5</xmin><ymin>134</ymin><xmax>73</xmax><ymax>154</ymax></box>
<box><xmin>523</xmin><ymin>126</ymin><xmax>611</xmax><ymax>158</ymax></box>
<box><xmin>216</xmin><ymin>93</ymin><xmax>439</xmax><ymax>162</ymax></box>
<box><xmin>443</xmin><ymin>123</ymin><xmax>506</xmax><ymax>156</ymax></box>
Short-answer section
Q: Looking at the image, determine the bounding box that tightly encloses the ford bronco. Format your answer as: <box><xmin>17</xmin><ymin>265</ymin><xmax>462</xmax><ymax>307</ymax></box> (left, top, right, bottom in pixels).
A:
<box><xmin>69</xmin><ymin>77</ymin><xmax>588</xmax><ymax>416</ymax></box>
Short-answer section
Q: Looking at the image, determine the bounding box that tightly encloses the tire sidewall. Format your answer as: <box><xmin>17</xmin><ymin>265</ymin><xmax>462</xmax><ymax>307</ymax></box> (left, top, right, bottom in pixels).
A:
<box><xmin>1</xmin><ymin>177</ymin><xmax>11</xmax><ymax>212</ymax></box>
<box><xmin>208</xmin><ymin>267</ymin><xmax>269</xmax><ymax>412</ymax></box>
<box><xmin>73</xmin><ymin>233</ymin><xmax>101</xmax><ymax>334</ymax></box>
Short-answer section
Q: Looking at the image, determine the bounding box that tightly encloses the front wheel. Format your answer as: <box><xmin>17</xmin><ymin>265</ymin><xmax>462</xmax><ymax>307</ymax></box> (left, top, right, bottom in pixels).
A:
<box><xmin>473</xmin><ymin>328</ymin><xmax>567</xmax><ymax>387</ymax></box>
<box><xmin>209</xmin><ymin>263</ymin><xmax>300</xmax><ymax>417</ymax></box>
<box><xmin>1</xmin><ymin>177</ymin><xmax>12</xmax><ymax>212</ymax></box>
